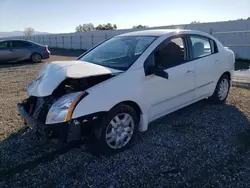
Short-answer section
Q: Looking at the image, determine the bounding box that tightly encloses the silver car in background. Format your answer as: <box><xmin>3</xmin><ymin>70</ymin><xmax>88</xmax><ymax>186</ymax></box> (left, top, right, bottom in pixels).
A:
<box><xmin>0</xmin><ymin>39</ymin><xmax>50</xmax><ymax>63</ymax></box>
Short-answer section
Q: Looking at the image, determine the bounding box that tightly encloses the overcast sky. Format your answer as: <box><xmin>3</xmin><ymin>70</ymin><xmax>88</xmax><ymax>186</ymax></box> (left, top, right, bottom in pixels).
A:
<box><xmin>0</xmin><ymin>0</ymin><xmax>249</xmax><ymax>33</ymax></box>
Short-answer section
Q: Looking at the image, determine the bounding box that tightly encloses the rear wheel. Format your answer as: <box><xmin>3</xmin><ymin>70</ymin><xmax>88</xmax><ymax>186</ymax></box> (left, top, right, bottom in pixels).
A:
<box><xmin>31</xmin><ymin>53</ymin><xmax>42</xmax><ymax>63</ymax></box>
<box><xmin>90</xmin><ymin>104</ymin><xmax>139</xmax><ymax>155</ymax></box>
<box><xmin>209</xmin><ymin>74</ymin><xmax>230</xmax><ymax>104</ymax></box>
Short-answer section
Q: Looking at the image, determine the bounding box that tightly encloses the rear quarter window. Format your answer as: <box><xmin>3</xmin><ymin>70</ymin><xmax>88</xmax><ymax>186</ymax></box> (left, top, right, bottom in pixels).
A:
<box><xmin>209</xmin><ymin>39</ymin><xmax>218</xmax><ymax>53</ymax></box>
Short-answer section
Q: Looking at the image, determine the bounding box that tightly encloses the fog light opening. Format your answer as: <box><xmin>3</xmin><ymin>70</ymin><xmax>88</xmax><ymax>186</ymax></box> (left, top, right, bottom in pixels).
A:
<box><xmin>73</xmin><ymin>120</ymin><xmax>80</xmax><ymax>125</ymax></box>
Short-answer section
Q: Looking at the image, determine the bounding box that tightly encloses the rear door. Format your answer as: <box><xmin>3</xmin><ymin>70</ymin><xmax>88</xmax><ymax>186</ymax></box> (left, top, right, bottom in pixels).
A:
<box><xmin>0</xmin><ymin>41</ymin><xmax>13</xmax><ymax>62</ymax></box>
<box><xmin>10</xmin><ymin>41</ymin><xmax>32</xmax><ymax>61</ymax></box>
<box><xmin>188</xmin><ymin>35</ymin><xmax>221</xmax><ymax>99</ymax></box>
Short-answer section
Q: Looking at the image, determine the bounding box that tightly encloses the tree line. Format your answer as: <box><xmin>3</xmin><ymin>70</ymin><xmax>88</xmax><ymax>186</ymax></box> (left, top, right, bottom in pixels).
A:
<box><xmin>75</xmin><ymin>23</ymin><xmax>148</xmax><ymax>32</ymax></box>
<box><xmin>23</xmin><ymin>17</ymin><xmax>250</xmax><ymax>37</ymax></box>
<box><xmin>190</xmin><ymin>17</ymin><xmax>250</xmax><ymax>24</ymax></box>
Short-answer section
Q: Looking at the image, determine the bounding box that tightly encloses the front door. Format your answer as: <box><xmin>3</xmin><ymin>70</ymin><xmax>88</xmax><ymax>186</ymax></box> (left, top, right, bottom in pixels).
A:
<box><xmin>143</xmin><ymin>36</ymin><xmax>195</xmax><ymax>121</ymax></box>
<box><xmin>0</xmin><ymin>41</ymin><xmax>13</xmax><ymax>62</ymax></box>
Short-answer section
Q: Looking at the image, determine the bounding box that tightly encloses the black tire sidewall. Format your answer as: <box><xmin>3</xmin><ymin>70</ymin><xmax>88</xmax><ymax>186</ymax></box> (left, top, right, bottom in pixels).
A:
<box><xmin>92</xmin><ymin>104</ymin><xmax>139</xmax><ymax>155</ymax></box>
<box><xmin>31</xmin><ymin>53</ymin><xmax>42</xmax><ymax>63</ymax></box>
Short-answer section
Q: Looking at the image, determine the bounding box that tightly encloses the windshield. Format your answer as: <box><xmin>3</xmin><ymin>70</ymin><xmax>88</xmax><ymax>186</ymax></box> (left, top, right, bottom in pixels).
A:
<box><xmin>79</xmin><ymin>36</ymin><xmax>157</xmax><ymax>71</ymax></box>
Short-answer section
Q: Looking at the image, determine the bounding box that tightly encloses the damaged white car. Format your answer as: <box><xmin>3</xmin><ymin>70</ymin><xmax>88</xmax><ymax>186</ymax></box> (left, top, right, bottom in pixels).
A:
<box><xmin>18</xmin><ymin>29</ymin><xmax>235</xmax><ymax>154</ymax></box>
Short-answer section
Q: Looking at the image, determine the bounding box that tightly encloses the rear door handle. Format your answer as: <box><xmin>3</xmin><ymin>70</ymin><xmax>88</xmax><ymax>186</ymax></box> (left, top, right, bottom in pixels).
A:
<box><xmin>214</xmin><ymin>60</ymin><xmax>220</xmax><ymax>64</ymax></box>
<box><xmin>186</xmin><ymin>70</ymin><xmax>194</xmax><ymax>76</ymax></box>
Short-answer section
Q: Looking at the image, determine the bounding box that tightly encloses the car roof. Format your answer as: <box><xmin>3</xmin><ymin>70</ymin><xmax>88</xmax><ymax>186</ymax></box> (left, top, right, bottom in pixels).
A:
<box><xmin>0</xmin><ymin>39</ymin><xmax>31</xmax><ymax>42</ymax></box>
<box><xmin>117</xmin><ymin>29</ymin><xmax>208</xmax><ymax>37</ymax></box>
<box><xmin>5</xmin><ymin>39</ymin><xmax>30</xmax><ymax>42</ymax></box>
<box><xmin>0</xmin><ymin>39</ymin><xmax>41</xmax><ymax>44</ymax></box>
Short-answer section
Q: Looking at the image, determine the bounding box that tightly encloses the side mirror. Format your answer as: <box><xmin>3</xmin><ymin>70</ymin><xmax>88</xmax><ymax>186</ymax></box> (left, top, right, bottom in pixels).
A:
<box><xmin>148</xmin><ymin>66</ymin><xmax>169</xmax><ymax>79</ymax></box>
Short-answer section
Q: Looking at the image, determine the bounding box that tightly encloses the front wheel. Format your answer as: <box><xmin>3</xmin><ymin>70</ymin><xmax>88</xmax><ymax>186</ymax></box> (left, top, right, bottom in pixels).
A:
<box><xmin>90</xmin><ymin>104</ymin><xmax>139</xmax><ymax>155</ymax></box>
<box><xmin>209</xmin><ymin>74</ymin><xmax>230</xmax><ymax>104</ymax></box>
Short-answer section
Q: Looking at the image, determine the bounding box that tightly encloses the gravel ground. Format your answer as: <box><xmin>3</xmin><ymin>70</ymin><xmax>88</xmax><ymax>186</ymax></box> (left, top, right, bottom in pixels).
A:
<box><xmin>0</xmin><ymin>57</ymin><xmax>250</xmax><ymax>187</ymax></box>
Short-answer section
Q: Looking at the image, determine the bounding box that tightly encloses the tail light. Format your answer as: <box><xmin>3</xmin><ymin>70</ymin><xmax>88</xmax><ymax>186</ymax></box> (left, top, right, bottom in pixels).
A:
<box><xmin>44</xmin><ymin>45</ymin><xmax>49</xmax><ymax>52</ymax></box>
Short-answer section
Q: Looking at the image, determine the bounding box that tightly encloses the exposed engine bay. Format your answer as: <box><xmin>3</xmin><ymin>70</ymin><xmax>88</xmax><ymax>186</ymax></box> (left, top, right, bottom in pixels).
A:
<box><xmin>53</xmin><ymin>74</ymin><xmax>114</xmax><ymax>97</ymax></box>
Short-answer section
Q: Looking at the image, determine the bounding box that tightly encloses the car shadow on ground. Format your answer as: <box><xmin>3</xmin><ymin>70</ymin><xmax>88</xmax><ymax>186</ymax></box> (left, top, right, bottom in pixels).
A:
<box><xmin>0</xmin><ymin>98</ymin><xmax>250</xmax><ymax>187</ymax></box>
<box><xmin>235</xmin><ymin>61</ymin><xmax>250</xmax><ymax>71</ymax></box>
<box><xmin>0</xmin><ymin>60</ymin><xmax>43</xmax><ymax>69</ymax></box>
<box><xmin>50</xmin><ymin>48</ymin><xmax>87</xmax><ymax>57</ymax></box>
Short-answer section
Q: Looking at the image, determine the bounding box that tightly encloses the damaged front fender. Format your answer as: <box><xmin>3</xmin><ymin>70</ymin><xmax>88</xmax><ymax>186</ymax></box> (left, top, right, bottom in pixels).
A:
<box><xmin>27</xmin><ymin>69</ymin><xmax>66</xmax><ymax>97</ymax></box>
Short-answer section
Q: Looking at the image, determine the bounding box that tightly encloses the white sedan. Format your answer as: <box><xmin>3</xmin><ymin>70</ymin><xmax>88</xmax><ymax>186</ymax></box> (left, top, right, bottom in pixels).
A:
<box><xmin>17</xmin><ymin>29</ymin><xmax>235</xmax><ymax>154</ymax></box>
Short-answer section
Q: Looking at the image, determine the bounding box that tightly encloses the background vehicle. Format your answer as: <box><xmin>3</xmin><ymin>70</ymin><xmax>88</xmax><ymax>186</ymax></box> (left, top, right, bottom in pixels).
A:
<box><xmin>17</xmin><ymin>29</ymin><xmax>235</xmax><ymax>154</ymax></box>
<box><xmin>0</xmin><ymin>39</ymin><xmax>50</xmax><ymax>63</ymax></box>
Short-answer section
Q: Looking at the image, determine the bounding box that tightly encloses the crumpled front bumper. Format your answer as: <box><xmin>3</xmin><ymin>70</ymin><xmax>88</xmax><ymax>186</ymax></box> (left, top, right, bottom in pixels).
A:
<box><xmin>17</xmin><ymin>102</ymin><xmax>107</xmax><ymax>142</ymax></box>
<box><xmin>17</xmin><ymin>103</ymin><xmax>69</xmax><ymax>141</ymax></box>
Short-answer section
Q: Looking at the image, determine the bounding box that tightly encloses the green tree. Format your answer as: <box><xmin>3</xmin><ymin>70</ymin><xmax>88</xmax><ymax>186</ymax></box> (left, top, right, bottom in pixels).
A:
<box><xmin>190</xmin><ymin>21</ymin><xmax>201</xmax><ymax>24</ymax></box>
<box><xmin>24</xmin><ymin>27</ymin><xmax>34</xmax><ymax>37</ymax></box>
<box><xmin>95</xmin><ymin>23</ymin><xmax>117</xmax><ymax>30</ymax></box>
<box><xmin>75</xmin><ymin>23</ymin><xmax>95</xmax><ymax>32</ymax></box>
<box><xmin>132</xmin><ymin>25</ymin><xmax>148</xmax><ymax>29</ymax></box>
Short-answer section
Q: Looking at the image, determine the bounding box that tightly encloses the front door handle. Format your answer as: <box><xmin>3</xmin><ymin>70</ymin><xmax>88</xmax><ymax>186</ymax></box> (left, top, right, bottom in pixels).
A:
<box><xmin>186</xmin><ymin>70</ymin><xmax>194</xmax><ymax>76</ymax></box>
<box><xmin>214</xmin><ymin>60</ymin><xmax>220</xmax><ymax>64</ymax></box>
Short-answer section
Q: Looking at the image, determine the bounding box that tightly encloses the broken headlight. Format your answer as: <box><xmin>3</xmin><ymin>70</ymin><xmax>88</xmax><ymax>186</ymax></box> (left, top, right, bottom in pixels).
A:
<box><xmin>46</xmin><ymin>91</ymin><xmax>88</xmax><ymax>124</ymax></box>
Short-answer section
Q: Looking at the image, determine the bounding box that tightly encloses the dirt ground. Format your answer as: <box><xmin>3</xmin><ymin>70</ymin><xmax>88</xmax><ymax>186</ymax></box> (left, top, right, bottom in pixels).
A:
<box><xmin>0</xmin><ymin>53</ymin><xmax>250</xmax><ymax>187</ymax></box>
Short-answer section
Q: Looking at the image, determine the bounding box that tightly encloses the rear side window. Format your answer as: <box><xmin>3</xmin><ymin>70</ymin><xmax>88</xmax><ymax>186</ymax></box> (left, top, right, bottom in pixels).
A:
<box><xmin>189</xmin><ymin>36</ymin><xmax>218</xmax><ymax>60</ymax></box>
<box><xmin>190</xmin><ymin>36</ymin><xmax>211</xmax><ymax>59</ymax></box>
<box><xmin>11</xmin><ymin>41</ymin><xmax>31</xmax><ymax>48</ymax></box>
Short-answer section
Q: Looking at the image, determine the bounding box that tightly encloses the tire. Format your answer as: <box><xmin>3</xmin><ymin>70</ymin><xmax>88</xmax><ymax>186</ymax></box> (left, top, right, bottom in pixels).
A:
<box><xmin>90</xmin><ymin>104</ymin><xmax>139</xmax><ymax>155</ymax></box>
<box><xmin>31</xmin><ymin>53</ymin><xmax>42</xmax><ymax>63</ymax></box>
<box><xmin>209</xmin><ymin>74</ymin><xmax>230</xmax><ymax>104</ymax></box>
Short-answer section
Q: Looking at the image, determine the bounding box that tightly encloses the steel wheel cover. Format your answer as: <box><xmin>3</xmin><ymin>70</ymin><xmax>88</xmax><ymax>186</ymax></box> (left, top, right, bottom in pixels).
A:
<box><xmin>105</xmin><ymin>113</ymin><xmax>134</xmax><ymax>149</ymax></box>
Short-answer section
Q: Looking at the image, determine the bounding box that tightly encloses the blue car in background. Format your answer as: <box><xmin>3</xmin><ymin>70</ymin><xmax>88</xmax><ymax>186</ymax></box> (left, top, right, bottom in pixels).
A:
<box><xmin>0</xmin><ymin>39</ymin><xmax>50</xmax><ymax>63</ymax></box>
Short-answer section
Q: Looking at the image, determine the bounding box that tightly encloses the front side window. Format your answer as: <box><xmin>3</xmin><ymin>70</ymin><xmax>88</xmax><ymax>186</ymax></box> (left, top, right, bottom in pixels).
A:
<box><xmin>155</xmin><ymin>37</ymin><xmax>187</xmax><ymax>69</ymax></box>
<box><xmin>0</xmin><ymin>41</ymin><xmax>8</xmax><ymax>49</ymax></box>
<box><xmin>79</xmin><ymin>36</ymin><xmax>156</xmax><ymax>71</ymax></box>
<box><xmin>190</xmin><ymin>36</ymin><xmax>212</xmax><ymax>59</ymax></box>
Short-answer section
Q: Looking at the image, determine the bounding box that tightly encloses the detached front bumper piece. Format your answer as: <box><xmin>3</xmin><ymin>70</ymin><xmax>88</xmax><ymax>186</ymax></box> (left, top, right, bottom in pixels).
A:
<box><xmin>17</xmin><ymin>103</ymin><xmax>69</xmax><ymax>141</ymax></box>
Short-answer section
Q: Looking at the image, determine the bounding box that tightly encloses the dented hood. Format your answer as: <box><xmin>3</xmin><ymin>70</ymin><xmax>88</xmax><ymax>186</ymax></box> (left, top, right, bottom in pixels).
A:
<box><xmin>27</xmin><ymin>60</ymin><xmax>123</xmax><ymax>97</ymax></box>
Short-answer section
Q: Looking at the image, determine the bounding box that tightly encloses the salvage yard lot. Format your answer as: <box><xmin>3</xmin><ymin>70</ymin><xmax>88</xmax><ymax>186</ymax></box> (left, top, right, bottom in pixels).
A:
<box><xmin>0</xmin><ymin>53</ymin><xmax>250</xmax><ymax>187</ymax></box>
